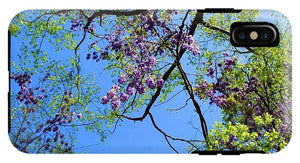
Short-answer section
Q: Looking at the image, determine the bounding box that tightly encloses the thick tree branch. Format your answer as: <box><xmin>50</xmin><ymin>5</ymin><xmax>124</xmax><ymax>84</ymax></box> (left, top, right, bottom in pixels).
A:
<box><xmin>177</xmin><ymin>64</ymin><xmax>208</xmax><ymax>141</ymax></box>
<box><xmin>121</xmin><ymin>11</ymin><xmax>204</xmax><ymax>122</ymax></box>
<box><xmin>176</xmin><ymin>10</ymin><xmax>190</xmax><ymax>55</ymax></box>
<box><xmin>201</xmin><ymin>20</ymin><xmax>230</xmax><ymax>35</ymax></box>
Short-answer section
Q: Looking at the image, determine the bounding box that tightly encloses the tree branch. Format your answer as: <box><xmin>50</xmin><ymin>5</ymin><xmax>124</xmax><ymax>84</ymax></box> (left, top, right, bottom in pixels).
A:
<box><xmin>175</xmin><ymin>10</ymin><xmax>190</xmax><ymax>55</ymax></box>
<box><xmin>166</xmin><ymin>97</ymin><xmax>191</xmax><ymax>112</ymax></box>
<box><xmin>84</xmin><ymin>10</ymin><xmax>147</xmax><ymax>30</ymax></box>
<box><xmin>177</xmin><ymin>64</ymin><xmax>208</xmax><ymax>141</ymax></box>
<box><xmin>164</xmin><ymin>136</ymin><xmax>179</xmax><ymax>154</ymax></box>
<box><xmin>74</xmin><ymin>31</ymin><xmax>87</xmax><ymax>103</ymax></box>
<box><xmin>148</xmin><ymin>112</ymin><xmax>204</xmax><ymax>153</ymax></box>
<box><xmin>120</xmin><ymin>11</ymin><xmax>204</xmax><ymax>122</ymax></box>
<box><xmin>199</xmin><ymin>17</ymin><xmax>253</xmax><ymax>53</ymax></box>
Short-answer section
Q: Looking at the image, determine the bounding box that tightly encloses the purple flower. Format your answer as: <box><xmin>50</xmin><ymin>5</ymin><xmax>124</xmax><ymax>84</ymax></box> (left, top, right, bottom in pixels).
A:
<box><xmin>86</xmin><ymin>53</ymin><xmax>91</xmax><ymax>60</ymax></box>
<box><xmin>138</xmin><ymin>42</ymin><xmax>144</xmax><ymax>50</ymax></box>
<box><xmin>120</xmin><ymin>93</ymin><xmax>129</xmax><ymax>102</ymax></box>
<box><xmin>283</xmin><ymin>62</ymin><xmax>288</xmax><ymax>68</ymax></box>
<box><xmin>133</xmin><ymin>68</ymin><xmax>141</xmax><ymax>79</ymax></box>
<box><xmin>192</xmin><ymin>48</ymin><xmax>201</xmax><ymax>55</ymax></box>
<box><xmin>77</xmin><ymin>113</ymin><xmax>82</xmax><ymax>119</ymax></box>
<box><xmin>126</xmin><ymin>86</ymin><xmax>135</xmax><ymax>95</ymax></box>
<box><xmin>156</xmin><ymin>78</ymin><xmax>164</xmax><ymax>89</ymax></box>
<box><xmin>69</xmin><ymin>115</ymin><xmax>74</xmax><ymax>122</ymax></box>
<box><xmin>229</xmin><ymin>135</ymin><xmax>237</xmax><ymax>142</ymax></box>
<box><xmin>207</xmin><ymin>67</ymin><xmax>214</xmax><ymax>78</ymax></box>
<box><xmin>180</xmin><ymin>43</ymin><xmax>187</xmax><ymax>50</ymax></box>
<box><xmin>112</xmin><ymin>41</ymin><xmax>121</xmax><ymax>51</ymax></box>
<box><xmin>225</xmin><ymin>58</ymin><xmax>233</xmax><ymax>66</ymax></box>
<box><xmin>118</xmin><ymin>74</ymin><xmax>127</xmax><ymax>84</ymax></box>
<box><xmin>223</xmin><ymin>52</ymin><xmax>229</xmax><ymax>56</ymax></box>
<box><xmin>52</xmin><ymin>125</ymin><xmax>58</xmax><ymax>132</ymax></box>
<box><xmin>140</xmin><ymin>14</ymin><xmax>147</xmax><ymax>21</ymax></box>
<box><xmin>92</xmin><ymin>55</ymin><xmax>98</xmax><ymax>60</ymax></box>
<box><xmin>214</xmin><ymin>97</ymin><xmax>222</xmax><ymax>106</ymax></box>
<box><xmin>147</xmin><ymin>56</ymin><xmax>156</xmax><ymax>67</ymax></box>
<box><xmin>111</xmin><ymin>98</ymin><xmax>120</xmax><ymax>110</ymax></box>
<box><xmin>146</xmin><ymin>76</ymin><xmax>156</xmax><ymax>89</ymax></box>
<box><xmin>38</xmin><ymin>94</ymin><xmax>42</xmax><ymax>99</ymax></box>
<box><xmin>138</xmin><ymin>63</ymin><xmax>148</xmax><ymax>74</ymax></box>
<box><xmin>237</xmin><ymin>91</ymin><xmax>243</xmax><ymax>97</ymax></box>
<box><xmin>200</xmin><ymin>81</ymin><xmax>208</xmax><ymax>90</ymax></box>
<box><xmin>186</xmin><ymin>35</ymin><xmax>194</xmax><ymax>44</ymax></box>
<box><xmin>225</xmin><ymin>65</ymin><xmax>233</xmax><ymax>71</ymax></box>
<box><xmin>137</xmin><ymin>84</ymin><xmax>146</xmax><ymax>94</ymax></box>
<box><xmin>112</xmin><ymin>84</ymin><xmax>120</xmax><ymax>93</ymax></box>
<box><xmin>171</xmin><ymin>38</ymin><xmax>178</xmax><ymax>45</ymax></box>
<box><xmin>278</xmin><ymin>103</ymin><xmax>286</xmax><ymax>112</ymax></box>
<box><xmin>207</xmin><ymin>89</ymin><xmax>214</xmax><ymax>97</ymax></box>
<box><xmin>107</xmin><ymin>90</ymin><xmax>115</xmax><ymax>99</ymax></box>
<box><xmin>214</xmin><ymin>96</ymin><xmax>226</xmax><ymax>106</ymax></box>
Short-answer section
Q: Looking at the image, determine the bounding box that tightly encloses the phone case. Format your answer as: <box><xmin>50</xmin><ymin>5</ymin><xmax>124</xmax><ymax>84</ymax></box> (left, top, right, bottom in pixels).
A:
<box><xmin>8</xmin><ymin>9</ymin><xmax>292</xmax><ymax>154</ymax></box>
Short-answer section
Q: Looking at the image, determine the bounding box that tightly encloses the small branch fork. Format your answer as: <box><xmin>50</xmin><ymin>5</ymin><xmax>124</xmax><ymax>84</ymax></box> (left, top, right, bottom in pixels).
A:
<box><xmin>148</xmin><ymin>112</ymin><xmax>203</xmax><ymax>153</ymax></box>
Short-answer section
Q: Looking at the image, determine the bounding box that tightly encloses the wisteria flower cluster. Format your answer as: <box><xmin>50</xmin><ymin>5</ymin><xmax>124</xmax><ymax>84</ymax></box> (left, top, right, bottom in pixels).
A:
<box><xmin>171</xmin><ymin>31</ymin><xmax>201</xmax><ymax>55</ymax></box>
<box><xmin>99</xmin><ymin>54</ymin><xmax>164</xmax><ymax>110</ymax></box>
<box><xmin>11</xmin><ymin>73</ymin><xmax>50</xmax><ymax>107</ymax></box>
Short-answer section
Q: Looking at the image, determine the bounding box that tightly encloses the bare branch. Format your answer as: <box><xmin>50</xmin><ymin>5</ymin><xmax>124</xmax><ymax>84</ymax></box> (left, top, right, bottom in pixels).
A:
<box><xmin>148</xmin><ymin>112</ymin><xmax>204</xmax><ymax>143</ymax></box>
<box><xmin>154</xmin><ymin>89</ymin><xmax>185</xmax><ymax>107</ymax></box>
<box><xmin>164</xmin><ymin>136</ymin><xmax>179</xmax><ymax>154</ymax></box>
<box><xmin>166</xmin><ymin>97</ymin><xmax>191</xmax><ymax>112</ymax></box>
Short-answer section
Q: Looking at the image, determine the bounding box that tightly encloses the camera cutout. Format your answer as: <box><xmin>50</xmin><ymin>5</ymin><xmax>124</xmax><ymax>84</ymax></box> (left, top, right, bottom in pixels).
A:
<box><xmin>230</xmin><ymin>22</ymin><xmax>279</xmax><ymax>47</ymax></box>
